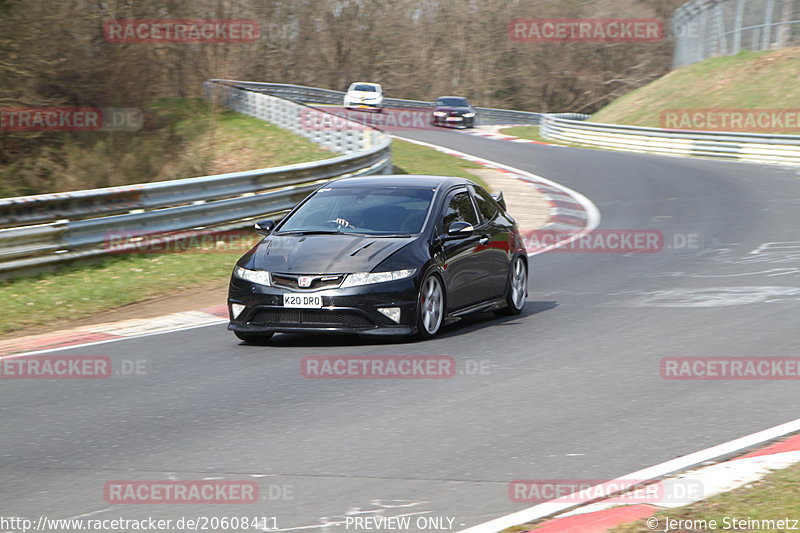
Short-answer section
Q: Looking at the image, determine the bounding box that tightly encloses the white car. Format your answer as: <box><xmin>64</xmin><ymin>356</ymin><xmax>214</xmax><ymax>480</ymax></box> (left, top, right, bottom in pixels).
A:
<box><xmin>343</xmin><ymin>82</ymin><xmax>383</xmax><ymax>112</ymax></box>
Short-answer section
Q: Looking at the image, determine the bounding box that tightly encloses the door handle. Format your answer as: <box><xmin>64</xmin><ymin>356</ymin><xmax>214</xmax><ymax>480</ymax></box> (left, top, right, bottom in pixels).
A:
<box><xmin>479</xmin><ymin>235</ymin><xmax>490</xmax><ymax>245</ymax></box>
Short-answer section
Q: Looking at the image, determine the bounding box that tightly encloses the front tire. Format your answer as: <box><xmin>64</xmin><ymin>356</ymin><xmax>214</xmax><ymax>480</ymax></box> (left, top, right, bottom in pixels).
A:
<box><xmin>416</xmin><ymin>273</ymin><xmax>445</xmax><ymax>340</ymax></box>
<box><xmin>234</xmin><ymin>331</ymin><xmax>274</xmax><ymax>345</ymax></box>
<box><xmin>495</xmin><ymin>256</ymin><xmax>527</xmax><ymax>316</ymax></box>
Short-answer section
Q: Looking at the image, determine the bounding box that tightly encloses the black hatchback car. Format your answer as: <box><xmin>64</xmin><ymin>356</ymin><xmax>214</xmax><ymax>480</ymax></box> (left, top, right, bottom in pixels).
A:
<box><xmin>431</xmin><ymin>96</ymin><xmax>476</xmax><ymax>128</ymax></box>
<box><xmin>228</xmin><ymin>175</ymin><xmax>527</xmax><ymax>343</ymax></box>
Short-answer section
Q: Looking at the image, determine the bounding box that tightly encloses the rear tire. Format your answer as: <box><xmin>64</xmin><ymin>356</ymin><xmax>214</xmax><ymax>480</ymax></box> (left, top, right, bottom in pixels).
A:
<box><xmin>234</xmin><ymin>331</ymin><xmax>274</xmax><ymax>345</ymax></box>
<box><xmin>415</xmin><ymin>273</ymin><xmax>445</xmax><ymax>340</ymax></box>
<box><xmin>495</xmin><ymin>256</ymin><xmax>527</xmax><ymax>316</ymax></box>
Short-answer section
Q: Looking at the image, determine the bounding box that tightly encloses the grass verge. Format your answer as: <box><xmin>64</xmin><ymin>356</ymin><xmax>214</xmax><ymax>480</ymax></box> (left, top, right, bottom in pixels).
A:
<box><xmin>502</xmin><ymin>461</ymin><xmax>800</xmax><ymax>533</ymax></box>
<box><xmin>499</xmin><ymin>126</ymin><xmax>590</xmax><ymax>149</ymax></box>
<box><xmin>391</xmin><ymin>138</ymin><xmax>487</xmax><ymax>189</ymax></box>
<box><xmin>609</xmin><ymin>461</ymin><xmax>800</xmax><ymax>532</ymax></box>
<box><xmin>0</xmin><ymin>251</ymin><xmax>243</xmax><ymax>336</ymax></box>
<box><xmin>500</xmin><ymin>126</ymin><xmax>550</xmax><ymax>143</ymax></box>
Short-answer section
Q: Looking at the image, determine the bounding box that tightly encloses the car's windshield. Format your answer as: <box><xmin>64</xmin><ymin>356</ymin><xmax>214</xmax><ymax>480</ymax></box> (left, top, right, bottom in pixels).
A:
<box><xmin>352</xmin><ymin>84</ymin><xmax>378</xmax><ymax>92</ymax></box>
<box><xmin>277</xmin><ymin>186</ymin><xmax>434</xmax><ymax>236</ymax></box>
<box><xmin>437</xmin><ymin>97</ymin><xmax>469</xmax><ymax>107</ymax></box>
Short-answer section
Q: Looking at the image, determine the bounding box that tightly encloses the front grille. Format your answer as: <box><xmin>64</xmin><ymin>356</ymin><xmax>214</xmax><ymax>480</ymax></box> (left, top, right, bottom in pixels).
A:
<box><xmin>271</xmin><ymin>273</ymin><xmax>344</xmax><ymax>291</ymax></box>
<box><xmin>249</xmin><ymin>309</ymin><xmax>374</xmax><ymax>328</ymax></box>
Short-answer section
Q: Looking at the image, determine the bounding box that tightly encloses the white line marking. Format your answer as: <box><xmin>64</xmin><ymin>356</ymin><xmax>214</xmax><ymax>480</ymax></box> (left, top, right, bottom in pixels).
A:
<box><xmin>0</xmin><ymin>319</ymin><xmax>226</xmax><ymax>359</ymax></box>
<box><xmin>458</xmin><ymin>418</ymin><xmax>800</xmax><ymax>533</ymax></box>
<box><xmin>66</xmin><ymin>507</ymin><xmax>112</xmax><ymax>519</ymax></box>
<box><xmin>552</xmin><ymin>207</ymin><xmax>589</xmax><ymax>218</ymax></box>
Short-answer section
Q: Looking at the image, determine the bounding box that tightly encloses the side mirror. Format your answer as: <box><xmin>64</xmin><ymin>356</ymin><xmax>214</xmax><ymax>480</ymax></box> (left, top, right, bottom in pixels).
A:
<box><xmin>493</xmin><ymin>191</ymin><xmax>507</xmax><ymax>210</ymax></box>
<box><xmin>254</xmin><ymin>219</ymin><xmax>275</xmax><ymax>235</ymax></box>
<box><xmin>443</xmin><ymin>221</ymin><xmax>474</xmax><ymax>240</ymax></box>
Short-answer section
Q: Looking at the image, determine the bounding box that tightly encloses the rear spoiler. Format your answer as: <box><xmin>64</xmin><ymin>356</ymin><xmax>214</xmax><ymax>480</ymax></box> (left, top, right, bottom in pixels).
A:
<box><xmin>493</xmin><ymin>191</ymin><xmax>507</xmax><ymax>210</ymax></box>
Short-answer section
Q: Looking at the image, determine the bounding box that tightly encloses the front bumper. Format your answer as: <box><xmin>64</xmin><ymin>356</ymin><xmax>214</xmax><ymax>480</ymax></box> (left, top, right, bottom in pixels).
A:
<box><xmin>432</xmin><ymin>115</ymin><xmax>474</xmax><ymax>128</ymax></box>
<box><xmin>228</xmin><ymin>276</ymin><xmax>418</xmax><ymax>336</ymax></box>
<box><xmin>344</xmin><ymin>100</ymin><xmax>382</xmax><ymax>110</ymax></box>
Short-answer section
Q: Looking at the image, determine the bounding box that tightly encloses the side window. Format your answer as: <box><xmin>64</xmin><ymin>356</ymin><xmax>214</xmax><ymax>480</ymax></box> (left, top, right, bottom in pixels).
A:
<box><xmin>443</xmin><ymin>191</ymin><xmax>479</xmax><ymax>228</ymax></box>
<box><xmin>471</xmin><ymin>186</ymin><xmax>500</xmax><ymax>222</ymax></box>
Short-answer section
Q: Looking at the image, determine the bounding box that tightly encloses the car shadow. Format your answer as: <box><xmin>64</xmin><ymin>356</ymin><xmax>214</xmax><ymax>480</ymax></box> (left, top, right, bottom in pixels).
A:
<box><xmin>241</xmin><ymin>301</ymin><xmax>558</xmax><ymax>348</ymax></box>
<box><xmin>437</xmin><ymin>300</ymin><xmax>558</xmax><ymax>340</ymax></box>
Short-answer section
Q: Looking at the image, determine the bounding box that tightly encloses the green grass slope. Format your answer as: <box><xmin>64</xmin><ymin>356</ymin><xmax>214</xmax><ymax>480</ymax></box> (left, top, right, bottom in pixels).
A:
<box><xmin>591</xmin><ymin>48</ymin><xmax>800</xmax><ymax>129</ymax></box>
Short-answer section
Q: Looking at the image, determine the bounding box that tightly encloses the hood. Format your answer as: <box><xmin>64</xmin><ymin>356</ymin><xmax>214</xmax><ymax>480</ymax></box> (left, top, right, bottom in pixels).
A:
<box><xmin>247</xmin><ymin>234</ymin><xmax>415</xmax><ymax>274</ymax></box>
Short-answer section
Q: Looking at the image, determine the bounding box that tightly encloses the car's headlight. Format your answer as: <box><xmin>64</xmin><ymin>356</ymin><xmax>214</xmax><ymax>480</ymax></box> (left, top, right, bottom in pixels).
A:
<box><xmin>433</xmin><ymin>111</ymin><xmax>447</xmax><ymax>117</ymax></box>
<box><xmin>234</xmin><ymin>266</ymin><xmax>271</xmax><ymax>286</ymax></box>
<box><xmin>340</xmin><ymin>269</ymin><xmax>416</xmax><ymax>288</ymax></box>
<box><xmin>463</xmin><ymin>112</ymin><xmax>475</xmax><ymax>118</ymax></box>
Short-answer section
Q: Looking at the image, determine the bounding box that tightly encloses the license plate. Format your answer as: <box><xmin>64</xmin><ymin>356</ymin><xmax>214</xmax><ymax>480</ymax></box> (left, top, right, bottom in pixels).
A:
<box><xmin>283</xmin><ymin>294</ymin><xmax>323</xmax><ymax>308</ymax></box>
<box><xmin>446</xmin><ymin>116</ymin><xmax>462</xmax><ymax>121</ymax></box>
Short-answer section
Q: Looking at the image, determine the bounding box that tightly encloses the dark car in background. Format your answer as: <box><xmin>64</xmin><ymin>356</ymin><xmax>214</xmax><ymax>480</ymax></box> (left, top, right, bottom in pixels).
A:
<box><xmin>228</xmin><ymin>175</ymin><xmax>527</xmax><ymax>344</ymax></box>
<box><xmin>431</xmin><ymin>96</ymin><xmax>476</xmax><ymax>128</ymax></box>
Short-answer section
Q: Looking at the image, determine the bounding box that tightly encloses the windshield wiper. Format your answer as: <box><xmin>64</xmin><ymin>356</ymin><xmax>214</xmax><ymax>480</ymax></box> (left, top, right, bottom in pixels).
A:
<box><xmin>276</xmin><ymin>230</ymin><xmax>414</xmax><ymax>237</ymax></box>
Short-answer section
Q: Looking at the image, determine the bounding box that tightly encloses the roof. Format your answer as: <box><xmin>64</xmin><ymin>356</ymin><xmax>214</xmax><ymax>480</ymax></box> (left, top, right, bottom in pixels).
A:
<box><xmin>327</xmin><ymin>174</ymin><xmax>475</xmax><ymax>189</ymax></box>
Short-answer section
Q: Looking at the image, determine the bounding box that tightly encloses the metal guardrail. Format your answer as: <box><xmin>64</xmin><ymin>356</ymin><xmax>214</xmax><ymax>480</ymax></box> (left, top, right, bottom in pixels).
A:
<box><xmin>0</xmin><ymin>82</ymin><xmax>392</xmax><ymax>278</ymax></box>
<box><xmin>210</xmin><ymin>80</ymin><xmax>543</xmax><ymax>126</ymax></box>
<box><xmin>540</xmin><ymin>114</ymin><xmax>800</xmax><ymax>165</ymax></box>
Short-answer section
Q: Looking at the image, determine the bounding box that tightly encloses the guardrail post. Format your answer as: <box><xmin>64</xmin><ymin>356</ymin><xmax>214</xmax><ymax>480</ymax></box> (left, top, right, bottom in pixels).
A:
<box><xmin>732</xmin><ymin>0</ymin><xmax>746</xmax><ymax>54</ymax></box>
<box><xmin>762</xmin><ymin>0</ymin><xmax>776</xmax><ymax>49</ymax></box>
<box><xmin>713</xmin><ymin>2</ymin><xmax>726</xmax><ymax>56</ymax></box>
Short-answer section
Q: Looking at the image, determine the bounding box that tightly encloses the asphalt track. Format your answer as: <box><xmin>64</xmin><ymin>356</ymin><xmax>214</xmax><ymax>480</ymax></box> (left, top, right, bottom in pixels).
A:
<box><xmin>2</xmin><ymin>116</ymin><xmax>800</xmax><ymax>531</ymax></box>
